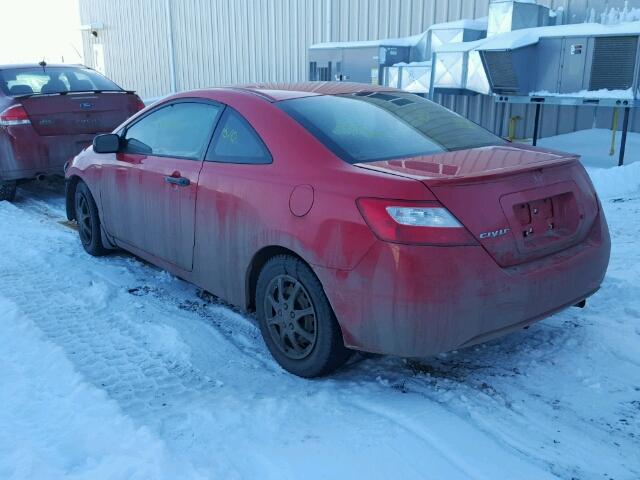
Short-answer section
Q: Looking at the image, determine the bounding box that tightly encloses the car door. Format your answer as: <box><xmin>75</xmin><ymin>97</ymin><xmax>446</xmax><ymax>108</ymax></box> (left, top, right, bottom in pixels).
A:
<box><xmin>193</xmin><ymin>107</ymin><xmax>273</xmax><ymax>303</ymax></box>
<box><xmin>101</xmin><ymin>100</ymin><xmax>222</xmax><ymax>271</ymax></box>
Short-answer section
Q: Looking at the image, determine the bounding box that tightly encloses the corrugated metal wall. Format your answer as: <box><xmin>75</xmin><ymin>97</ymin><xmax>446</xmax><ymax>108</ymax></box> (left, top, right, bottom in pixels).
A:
<box><xmin>79</xmin><ymin>0</ymin><xmax>640</xmax><ymax>137</ymax></box>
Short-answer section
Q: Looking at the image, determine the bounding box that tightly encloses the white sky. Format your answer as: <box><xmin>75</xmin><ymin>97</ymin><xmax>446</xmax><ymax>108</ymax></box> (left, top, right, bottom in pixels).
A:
<box><xmin>0</xmin><ymin>0</ymin><xmax>83</xmax><ymax>64</ymax></box>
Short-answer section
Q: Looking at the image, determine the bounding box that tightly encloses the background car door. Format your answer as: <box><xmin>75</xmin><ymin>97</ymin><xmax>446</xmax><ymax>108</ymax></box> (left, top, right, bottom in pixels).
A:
<box><xmin>101</xmin><ymin>100</ymin><xmax>222</xmax><ymax>271</ymax></box>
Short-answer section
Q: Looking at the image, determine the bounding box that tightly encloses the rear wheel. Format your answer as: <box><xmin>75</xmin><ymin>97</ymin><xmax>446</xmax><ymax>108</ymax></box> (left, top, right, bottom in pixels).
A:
<box><xmin>0</xmin><ymin>181</ymin><xmax>17</xmax><ymax>202</ymax></box>
<box><xmin>256</xmin><ymin>255</ymin><xmax>351</xmax><ymax>377</ymax></box>
<box><xmin>74</xmin><ymin>181</ymin><xmax>108</xmax><ymax>256</ymax></box>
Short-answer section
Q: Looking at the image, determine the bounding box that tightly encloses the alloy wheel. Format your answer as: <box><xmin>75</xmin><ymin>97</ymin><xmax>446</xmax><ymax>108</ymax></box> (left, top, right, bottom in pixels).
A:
<box><xmin>264</xmin><ymin>274</ymin><xmax>318</xmax><ymax>360</ymax></box>
<box><xmin>76</xmin><ymin>193</ymin><xmax>92</xmax><ymax>245</ymax></box>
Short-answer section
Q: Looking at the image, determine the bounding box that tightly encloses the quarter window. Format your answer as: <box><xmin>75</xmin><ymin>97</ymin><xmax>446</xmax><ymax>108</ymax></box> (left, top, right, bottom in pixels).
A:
<box><xmin>123</xmin><ymin>102</ymin><xmax>222</xmax><ymax>159</ymax></box>
<box><xmin>206</xmin><ymin>109</ymin><xmax>271</xmax><ymax>164</ymax></box>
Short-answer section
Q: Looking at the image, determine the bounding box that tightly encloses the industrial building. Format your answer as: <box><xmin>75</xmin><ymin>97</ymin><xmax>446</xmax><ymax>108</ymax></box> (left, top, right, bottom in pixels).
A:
<box><xmin>78</xmin><ymin>0</ymin><xmax>640</xmax><ymax>143</ymax></box>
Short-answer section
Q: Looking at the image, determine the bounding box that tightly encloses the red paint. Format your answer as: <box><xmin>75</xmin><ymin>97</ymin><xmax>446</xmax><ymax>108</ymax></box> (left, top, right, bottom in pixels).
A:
<box><xmin>66</xmin><ymin>83</ymin><xmax>610</xmax><ymax>357</ymax></box>
<box><xmin>0</xmin><ymin>63</ymin><xmax>143</xmax><ymax>182</ymax></box>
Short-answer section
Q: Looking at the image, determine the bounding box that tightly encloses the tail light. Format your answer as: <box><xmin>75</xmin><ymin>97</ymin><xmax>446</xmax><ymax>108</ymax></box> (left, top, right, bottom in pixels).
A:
<box><xmin>0</xmin><ymin>104</ymin><xmax>31</xmax><ymax>126</ymax></box>
<box><xmin>133</xmin><ymin>95</ymin><xmax>146</xmax><ymax>112</ymax></box>
<box><xmin>357</xmin><ymin>198</ymin><xmax>477</xmax><ymax>246</ymax></box>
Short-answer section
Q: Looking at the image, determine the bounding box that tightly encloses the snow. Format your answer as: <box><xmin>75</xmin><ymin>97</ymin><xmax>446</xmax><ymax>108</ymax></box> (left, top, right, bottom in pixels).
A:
<box><xmin>530</xmin><ymin>88</ymin><xmax>634</xmax><ymax>100</ymax></box>
<box><xmin>392</xmin><ymin>60</ymin><xmax>432</xmax><ymax>68</ymax></box>
<box><xmin>310</xmin><ymin>33</ymin><xmax>425</xmax><ymax>50</ymax></box>
<box><xmin>0</xmin><ymin>296</ymin><xmax>199</xmax><ymax>480</ymax></box>
<box><xmin>1</xmin><ymin>130</ymin><xmax>640</xmax><ymax>479</ymax></box>
<box><xmin>429</xmin><ymin>17</ymin><xmax>487</xmax><ymax>31</ymax></box>
<box><xmin>536</xmin><ymin>128</ymin><xmax>640</xmax><ymax>170</ymax></box>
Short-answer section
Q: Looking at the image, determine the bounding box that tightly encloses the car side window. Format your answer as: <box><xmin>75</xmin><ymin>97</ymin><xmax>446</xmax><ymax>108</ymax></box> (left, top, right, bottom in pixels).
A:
<box><xmin>123</xmin><ymin>102</ymin><xmax>222</xmax><ymax>159</ymax></box>
<box><xmin>205</xmin><ymin>108</ymin><xmax>272</xmax><ymax>164</ymax></box>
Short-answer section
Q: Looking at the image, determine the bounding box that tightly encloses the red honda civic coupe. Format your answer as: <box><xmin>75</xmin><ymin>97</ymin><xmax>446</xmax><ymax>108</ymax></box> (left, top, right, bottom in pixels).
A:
<box><xmin>0</xmin><ymin>63</ymin><xmax>144</xmax><ymax>201</ymax></box>
<box><xmin>65</xmin><ymin>83</ymin><xmax>610</xmax><ymax>377</ymax></box>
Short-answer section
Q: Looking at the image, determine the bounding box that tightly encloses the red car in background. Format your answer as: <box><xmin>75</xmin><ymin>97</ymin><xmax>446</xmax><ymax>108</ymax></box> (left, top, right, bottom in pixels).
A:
<box><xmin>0</xmin><ymin>63</ymin><xmax>144</xmax><ymax>201</ymax></box>
<box><xmin>65</xmin><ymin>83</ymin><xmax>610</xmax><ymax>377</ymax></box>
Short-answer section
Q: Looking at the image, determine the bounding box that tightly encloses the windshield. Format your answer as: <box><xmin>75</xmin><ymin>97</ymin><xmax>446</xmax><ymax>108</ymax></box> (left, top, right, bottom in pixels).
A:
<box><xmin>277</xmin><ymin>92</ymin><xmax>504</xmax><ymax>164</ymax></box>
<box><xmin>0</xmin><ymin>66</ymin><xmax>122</xmax><ymax>97</ymax></box>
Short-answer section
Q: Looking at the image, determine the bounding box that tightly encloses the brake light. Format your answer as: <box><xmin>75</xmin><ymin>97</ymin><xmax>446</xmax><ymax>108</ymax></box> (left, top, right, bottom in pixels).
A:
<box><xmin>356</xmin><ymin>198</ymin><xmax>477</xmax><ymax>246</ymax></box>
<box><xmin>134</xmin><ymin>96</ymin><xmax>146</xmax><ymax>112</ymax></box>
<box><xmin>0</xmin><ymin>104</ymin><xmax>30</xmax><ymax>126</ymax></box>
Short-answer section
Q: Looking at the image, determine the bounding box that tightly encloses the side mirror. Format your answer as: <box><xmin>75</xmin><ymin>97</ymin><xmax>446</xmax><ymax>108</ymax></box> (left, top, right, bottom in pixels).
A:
<box><xmin>93</xmin><ymin>133</ymin><xmax>121</xmax><ymax>154</ymax></box>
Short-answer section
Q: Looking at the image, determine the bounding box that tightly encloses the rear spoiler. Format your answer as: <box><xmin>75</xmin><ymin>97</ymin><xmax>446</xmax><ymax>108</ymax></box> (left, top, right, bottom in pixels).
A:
<box><xmin>15</xmin><ymin>90</ymin><xmax>137</xmax><ymax>100</ymax></box>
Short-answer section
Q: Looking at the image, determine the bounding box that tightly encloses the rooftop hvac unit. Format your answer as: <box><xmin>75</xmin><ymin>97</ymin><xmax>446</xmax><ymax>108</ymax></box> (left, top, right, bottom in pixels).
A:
<box><xmin>487</xmin><ymin>0</ymin><xmax>550</xmax><ymax>37</ymax></box>
<box><xmin>480</xmin><ymin>32</ymin><xmax>640</xmax><ymax>103</ymax></box>
<box><xmin>309</xmin><ymin>40</ymin><xmax>413</xmax><ymax>85</ymax></box>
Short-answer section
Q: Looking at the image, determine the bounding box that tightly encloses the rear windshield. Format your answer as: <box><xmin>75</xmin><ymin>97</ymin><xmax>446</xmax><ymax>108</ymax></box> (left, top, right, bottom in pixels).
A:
<box><xmin>0</xmin><ymin>66</ymin><xmax>122</xmax><ymax>97</ymax></box>
<box><xmin>277</xmin><ymin>92</ymin><xmax>504</xmax><ymax>163</ymax></box>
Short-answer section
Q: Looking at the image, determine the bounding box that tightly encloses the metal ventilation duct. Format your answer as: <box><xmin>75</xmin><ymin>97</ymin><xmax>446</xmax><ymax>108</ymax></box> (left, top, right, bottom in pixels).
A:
<box><xmin>487</xmin><ymin>0</ymin><xmax>550</xmax><ymax>37</ymax></box>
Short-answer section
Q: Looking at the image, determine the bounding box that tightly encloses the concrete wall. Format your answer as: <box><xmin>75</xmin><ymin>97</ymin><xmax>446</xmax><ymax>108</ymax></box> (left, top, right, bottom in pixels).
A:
<box><xmin>79</xmin><ymin>0</ymin><xmax>640</xmax><ymax>138</ymax></box>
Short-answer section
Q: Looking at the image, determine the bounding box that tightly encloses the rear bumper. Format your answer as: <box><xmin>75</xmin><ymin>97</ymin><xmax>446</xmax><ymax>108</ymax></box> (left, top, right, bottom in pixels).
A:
<box><xmin>316</xmin><ymin>210</ymin><xmax>611</xmax><ymax>357</ymax></box>
<box><xmin>0</xmin><ymin>127</ymin><xmax>93</xmax><ymax>181</ymax></box>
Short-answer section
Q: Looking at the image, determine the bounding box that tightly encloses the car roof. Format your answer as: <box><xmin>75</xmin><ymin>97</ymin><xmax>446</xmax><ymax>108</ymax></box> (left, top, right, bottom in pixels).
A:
<box><xmin>222</xmin><ymin>82</ymin><xmax>401</xmax><ymax>102</ymax></box>
<box><xmin>0</xmin><ymin>63</ymin><xmax>86</xmax><ymax>71</ymax></box>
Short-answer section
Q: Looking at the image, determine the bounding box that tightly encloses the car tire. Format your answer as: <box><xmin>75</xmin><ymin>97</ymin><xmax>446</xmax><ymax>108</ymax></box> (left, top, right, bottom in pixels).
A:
<box><xmin>0</xmin><ymin>181</ymin><xmax>17</xmax><ymax>202</ymax></box>
<box><xmin>256</xmin><ymin>255</ymin><xmax>352</xmax><ymax>377</ymax></box>
<box><xmin>74</xmin><ymin>181</ymin><xmax>108</xmax><ymax>256</ymax></box>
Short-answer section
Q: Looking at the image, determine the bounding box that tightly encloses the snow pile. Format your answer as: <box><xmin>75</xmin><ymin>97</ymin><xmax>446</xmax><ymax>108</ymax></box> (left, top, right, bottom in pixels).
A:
<box><xmin>537</xmin><ymin>128</ymin><xmax>640</xmax><ymax>170</ymax></box>
<box><xmin>586</xmin><ymin>1</ymin><xmax>640</xmax><ymax>25</ymax></box>
<box><xmin>588</xmin><ymin>162</ymin><xmax>640</xmax><ymax>199</ymax></box>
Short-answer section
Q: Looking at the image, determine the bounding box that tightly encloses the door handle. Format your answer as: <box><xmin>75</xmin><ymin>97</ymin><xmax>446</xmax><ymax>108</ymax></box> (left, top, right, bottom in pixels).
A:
<box><xmin>164</xmin><ymin>175</ymin><xmax>190</xmax><ymax>187</ymax></box>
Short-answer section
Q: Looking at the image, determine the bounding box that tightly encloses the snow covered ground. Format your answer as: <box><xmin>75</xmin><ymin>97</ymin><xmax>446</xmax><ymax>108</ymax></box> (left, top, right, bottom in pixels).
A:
<box><xmin>1</xmin><ymin>131</ymin><xmax>639</xmax><ymax>479</ymax></box>
<box><xmin>538</xmin><ymin>128</ymin><xmax>640</xmax><ymax>170</ymax></box>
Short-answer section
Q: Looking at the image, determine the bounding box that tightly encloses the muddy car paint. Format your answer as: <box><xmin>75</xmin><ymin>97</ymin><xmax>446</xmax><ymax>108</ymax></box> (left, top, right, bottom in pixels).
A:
<box><xmin>0</xmin><ymin>64</ymin><xmax>144</xmax><ymax>183</ymax></box>
<box><xmin>65</xmin><ymin>83</ymin><xmax>611</xmax><ymax>357</ymax></box>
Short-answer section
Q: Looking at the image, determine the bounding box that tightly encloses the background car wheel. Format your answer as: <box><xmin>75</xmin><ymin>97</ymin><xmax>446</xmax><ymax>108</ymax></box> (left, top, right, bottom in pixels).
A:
<box><xmin>74</xmin><ymin>181</ymin><xmax>108</xmax><ymax>256</ymax></box>
<box><xmin>0</xmin><ymin>181</ymin><xmax>17</xmax><ymax>202</ymax></box>
<box><xmin>256</xmin><ymin>255</ymin><xmax>351</xmax><ymax>377</ymax></box>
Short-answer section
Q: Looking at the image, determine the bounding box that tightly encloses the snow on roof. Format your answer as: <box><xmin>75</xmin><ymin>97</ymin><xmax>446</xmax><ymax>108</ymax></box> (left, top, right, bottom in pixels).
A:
<box><xmin>475</xmin><ymin>21</ymin><xmax>640</xmax><ymax>51</ymax></box>
<box><xmin>310</xmin><ymin>33</ymin><xmax>425</xmax><ymax>50</ymax></box>
<box><xmin>429</xmin><ymin>17</ymin><xmax>487</xmax><ymax>31</ymax></box>
<box><xmin>530</xmin><ymin>88</ymin><xmax>634</xmax><ymax>99</ymax></box>
<box><xmin>392</xmin><ymin>61</ymin><xmax>432</xmax><ymax>68</ymax></box>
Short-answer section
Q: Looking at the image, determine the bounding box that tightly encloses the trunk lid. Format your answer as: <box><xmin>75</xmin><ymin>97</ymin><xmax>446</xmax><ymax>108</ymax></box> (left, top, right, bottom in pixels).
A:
<box><xmin>20</xmin><ymin>92</ymin><xmax>139</xmax><ymax>136</ymax></box>
<box><xmin>356</xmin><ymin>145</ymin><xmax>599</xmax><ymax>267</ymax></box>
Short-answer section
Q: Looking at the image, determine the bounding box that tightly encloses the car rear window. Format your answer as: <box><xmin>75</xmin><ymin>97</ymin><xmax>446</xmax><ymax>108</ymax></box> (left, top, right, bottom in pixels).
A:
<box><xmin>277</xmin><ymin>92</ymin><xmax>504</xmax><ymax>164</ymax></box>
<box><xmin>0</xmin><ymin>66</ymin><xmax>122</xmax><ymax>97</ymax></box>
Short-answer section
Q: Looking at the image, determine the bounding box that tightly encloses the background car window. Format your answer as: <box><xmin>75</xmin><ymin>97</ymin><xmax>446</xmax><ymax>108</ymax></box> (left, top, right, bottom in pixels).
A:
<box><xmin>206</xmin><ymin>109</ymin><xmax>272</xmax><ymax>164</ymax></box>
<box><xmin>0</xmin><ymin>67</ymin><xmax>122</xmax><ymax>96</ymax></box>
<box><xmin>123</xmin><ymin>102</ymin><xmax>222</xmax><ymax>159</ymax></box>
